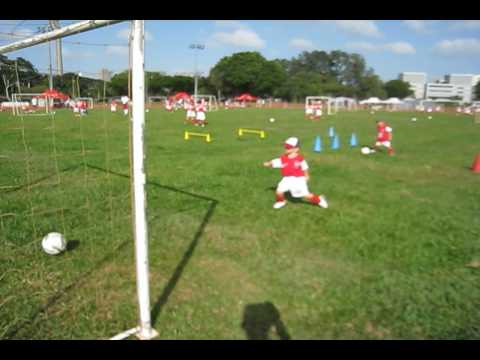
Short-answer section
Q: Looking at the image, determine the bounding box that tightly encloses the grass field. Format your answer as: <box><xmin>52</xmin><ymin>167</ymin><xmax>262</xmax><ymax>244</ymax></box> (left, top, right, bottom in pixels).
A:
<box><xmin>1</xmin><ymin>106</ymin><xmax>479</xmax><ymax>339</ymax></box>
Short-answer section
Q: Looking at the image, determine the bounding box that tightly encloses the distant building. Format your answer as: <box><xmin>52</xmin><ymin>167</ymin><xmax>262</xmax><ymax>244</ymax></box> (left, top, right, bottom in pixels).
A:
<box><xmin>425</xmin><ymin>83</ymin><xmax>461</xmax><ymax>100</ymax></box>
<box><xmin>399</xmin><ymin>72</ymin><xmax>427</xmax><ymax>99</ymax></box>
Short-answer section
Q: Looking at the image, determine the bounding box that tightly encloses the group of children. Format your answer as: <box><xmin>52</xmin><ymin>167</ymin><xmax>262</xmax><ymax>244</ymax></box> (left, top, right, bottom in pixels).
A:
<box><xmin>110</xmin><ymin>96</ymin><xmax>130</xmax><ymax>116</ymax></box>
<box><xmin>183</xmin><ymin>98</ymin><xmax>208</xmax><ymax>127</ymax></box>
<box><xmin>264</xmin><ymin>120</ymin><xmax>394</xmax><ymax>210</ymax></box>
<box><xmin>69</xmin><ymin>99</ymin><xmax>88</xmax><ymax>116</ymax></box>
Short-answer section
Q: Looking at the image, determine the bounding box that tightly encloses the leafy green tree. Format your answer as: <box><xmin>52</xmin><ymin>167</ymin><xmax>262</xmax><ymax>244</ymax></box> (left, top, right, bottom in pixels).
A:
<box><xmin>357</xmin><ymin>69</ymin><xmax>386</xmax><ymax>99</ymax></box>
<box><xmin>109</xmin><ymin>71</ymin><xmax>129</xmax><ymax>96</ymax></box>
<box><xmin>474</xmin><ymin>81</ymin><xmax>480</xmax><ymax>101</ymax></box>
<box><xmin>209</xmin><ymin>52</ymin><xmax>285</xmax><ymax>97</ymax></box>
<box><xmin>384</xmin><ymin>79</ymin><xmax>414</xmax><ymax>99</ymax></box>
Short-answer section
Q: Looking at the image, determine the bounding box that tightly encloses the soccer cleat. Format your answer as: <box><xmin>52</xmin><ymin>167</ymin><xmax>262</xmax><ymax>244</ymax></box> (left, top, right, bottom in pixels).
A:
<box><xmin>318</xmin><ymin>195</ymin><xmax>328</xmax><ymax>209</ymax></box>
<box><xmin>273</xmin><ymin>201</ymin><xmax>287</xmax><ymax>209</ymax></box>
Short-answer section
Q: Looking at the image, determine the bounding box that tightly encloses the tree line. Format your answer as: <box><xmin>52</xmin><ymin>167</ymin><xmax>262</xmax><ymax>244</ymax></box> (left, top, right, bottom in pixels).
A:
<box><xmin>1</xmin><ymin>50</ymin><xmax>418</xmax><ymax>102</ymax></box>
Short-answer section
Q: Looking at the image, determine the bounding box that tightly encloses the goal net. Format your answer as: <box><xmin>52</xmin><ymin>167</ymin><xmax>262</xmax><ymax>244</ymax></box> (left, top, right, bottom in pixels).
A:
<box><xmin>195</xmin><ymin>94</ymin><xmax>218</xmax><ymax>111</ymax></box>
<box><xmin>0</xmin><ymin>20</ymin><xmax>157</xmax><ymax>341</ymax></box>
<box><xmin>12</xmin><ymin>93</ymin><xmax>51</xmax><ymax>116</ymax></box>
<box><xmin>305</xmin><ymin>96</ymin><xmax>337</xmax><ymax>115</ymax></box>
<box><xmin>73</xmin><ymin>97</ymin><xmax>94</xmax><ymax>109</ymax></box>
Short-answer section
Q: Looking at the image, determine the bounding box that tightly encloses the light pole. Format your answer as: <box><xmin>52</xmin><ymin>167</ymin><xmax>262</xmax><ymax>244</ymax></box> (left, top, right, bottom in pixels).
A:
<box><xmin>189</xmin><ymin>43</ymin><xmax>205</xmax><ymax>103</ymax></box>
<box><xmin>77</xmin><ymin>72</ymin><xmax>82</xmax><ymax>98</ymax></box>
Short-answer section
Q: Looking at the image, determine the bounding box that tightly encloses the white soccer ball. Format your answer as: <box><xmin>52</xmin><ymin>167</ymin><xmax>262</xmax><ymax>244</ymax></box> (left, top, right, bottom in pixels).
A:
<box><xmin>42</xmin><ymin>232</ymin><xmax>67</xmax><ymax>255</ymax></box>
<box><xmin>269</xmin><ymin>118</ymin><xmax>275</xmax><ymax>123</ymax></box>
<box><xmin>146</xmin><ymin>109</ymin><xmax>150</xmax><ymax>113</ymax></box>
<box><xmin>428</xmin><ymin>116</ymin><xmax>432</xmax><ymax>120</ymax></box>
<box><xmin>361</xmin><ymin>146</ymin><xmax>371</xmax><ymax>155</ymax></box>
<box><xmin>411</xmin><ymin>117</ymin><xmax>417</xmax><ymax>122</ymax></box>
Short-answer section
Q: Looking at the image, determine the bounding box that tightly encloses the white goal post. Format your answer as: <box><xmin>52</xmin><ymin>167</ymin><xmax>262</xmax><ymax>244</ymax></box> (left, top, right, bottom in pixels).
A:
<box><xmin>195</xmin><ymin>95</ymin><xmax>218</xmax><ymax>111</ymax></box>
<box><xmin>74</xmin><ymin>97</ymin><xmax>94</xmax><ymax>109</ymax></box>
<box><xmin>12</xmin><ymin>93</ymin><xmax>51</xmax><ymax>116</ymax></box>
<box><xmin>305</xmin><ymin>96</ymin><xmax>337</xmax><ymax>115</ymax></box>
<box><xmin>0</xmin><ymin>20</ymin><xmax>158</xmax><ymax>340</ymax></box>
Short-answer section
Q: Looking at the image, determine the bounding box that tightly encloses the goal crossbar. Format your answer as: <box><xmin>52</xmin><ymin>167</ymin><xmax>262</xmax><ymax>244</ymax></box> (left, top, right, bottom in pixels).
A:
<box><xmin>305</xmin><ymin>96</ymin><xmax>337</xmax><ymax>115</ymax></box>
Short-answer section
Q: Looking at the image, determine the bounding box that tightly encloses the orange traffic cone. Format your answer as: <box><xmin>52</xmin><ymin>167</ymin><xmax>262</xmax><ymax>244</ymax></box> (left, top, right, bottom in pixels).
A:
<box><xmin>472</xmin><ymin>154</ymin><xmax>480</xmax><ymax>173</ymax></box>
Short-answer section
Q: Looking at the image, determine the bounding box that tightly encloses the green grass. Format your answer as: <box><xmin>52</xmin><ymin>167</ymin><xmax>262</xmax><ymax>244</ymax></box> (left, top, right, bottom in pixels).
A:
<box><xmin>0</xmin><ymin>107</ymin><xmax>479</xmax><ymax>339</ymax></box>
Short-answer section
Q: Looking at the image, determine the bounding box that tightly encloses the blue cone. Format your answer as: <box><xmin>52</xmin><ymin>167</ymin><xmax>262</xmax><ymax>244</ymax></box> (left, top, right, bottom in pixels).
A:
<box><xmin>314</xmin><ymin>136</ymin><xmax>322</xmax><ymax>152</ymax></box>
<box><xmin>331</xmin><ymin>135</ymin><xmax>340</xmax><ymax>150</ymax></box>
<box><xmin>328</xmin><ymin>126</ymin><xmax>335</xmax><ymax>138</ymax></box>
<box><xmin>350</xmin><ymin>133</ymin><xmax>358</xmax><ymax>147</ymax></box>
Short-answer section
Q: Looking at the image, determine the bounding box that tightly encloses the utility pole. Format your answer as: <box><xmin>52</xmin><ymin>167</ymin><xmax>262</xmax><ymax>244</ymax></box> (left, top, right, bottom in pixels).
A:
<box><xmin>189</xmin><ymin>44</ymin><xmax>205</xmax><ymax>103</ymax></box>
<box><xmin>15</xmin><ymin>60</ymin><xmax>21</xmax><ymax>94</ymax></box>
<box><xmin>49</xmin><ymin>20</ymin><xmax>63</xmax><ymax>75</ymax></box>
<box><xmin>48</xmin><ymin>40</ymin><xmax>53</xmax><ymax>90</ymax></box>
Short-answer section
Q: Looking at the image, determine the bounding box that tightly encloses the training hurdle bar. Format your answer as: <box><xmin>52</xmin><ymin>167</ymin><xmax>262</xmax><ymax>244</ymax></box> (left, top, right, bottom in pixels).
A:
<box><xmin>238</xmin><ymin>128</ymin><xmax>266</xmax><ymax>139</ymax></box>
<box><xmin>184</xmin><ymin>131</ymin><xmax>212</xmax><ymax>143</ymax></box>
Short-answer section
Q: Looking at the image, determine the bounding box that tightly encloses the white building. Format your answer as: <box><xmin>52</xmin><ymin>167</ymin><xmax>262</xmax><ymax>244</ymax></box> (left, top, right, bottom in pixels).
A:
<box><xmin>399</xmin><ymin>72</ymin><xmax>427</xmax><ymax>99</ymax></box>
<box><xmin>445</xmin><ymin>74</ymin><xmax>475</xmax><ymax>102</ymax></box>
<box><xmin>425</xmin><ymin>83</ymin><xmax>455</xmax><ymax>98</ymax></box>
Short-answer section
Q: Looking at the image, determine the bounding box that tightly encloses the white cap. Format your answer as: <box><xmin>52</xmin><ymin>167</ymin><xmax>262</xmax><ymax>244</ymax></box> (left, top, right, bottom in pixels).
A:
<box><xmin>284</xmin><ymin>137</ymin><xmax>299</xmax><ymax>149</ymax></box>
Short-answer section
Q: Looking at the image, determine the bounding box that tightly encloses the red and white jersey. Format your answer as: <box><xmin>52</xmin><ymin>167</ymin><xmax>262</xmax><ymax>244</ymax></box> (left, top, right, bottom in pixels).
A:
<box><xmin>271</xmin><ymin>154</ymin><xmax>309</xmax><ymax>177</ymax></box>
<box><xmin>377</xmin><ymin>125</ymin><xmax>392</xmax><ymax>142</ymax></box>
<box><xmin>196</xmin><ymin>103</ymin><xmax>206</xmax><ymax>112</ymax></box>
<box><xmin>76</xmin><ymin>101</ymin><xmax>83</xmax><ymax>109</ymax></box>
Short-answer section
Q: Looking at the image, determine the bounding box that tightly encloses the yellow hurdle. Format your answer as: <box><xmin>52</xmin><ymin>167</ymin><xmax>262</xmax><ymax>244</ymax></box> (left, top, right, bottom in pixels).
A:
<box><xmin>238</xmin><ymin>128</ymin><xmax>266</xmax><ymax>139</ymax></box>
<box><xmin>184</xmin><ymin>131</ymin><xmax>212</xmax><ymax>143</ymax></box>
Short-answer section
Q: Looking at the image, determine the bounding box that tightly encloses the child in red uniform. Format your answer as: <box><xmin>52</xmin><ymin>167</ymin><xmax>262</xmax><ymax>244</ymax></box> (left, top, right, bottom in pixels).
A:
<box><xmin>263</xmin><ymin>137</ymin><xmax>329</xmax><ymax>209</ymax></box>
<box><xmin>374</xmin><ymin>120</ymin><xmax>394</xmax><ymax>155</ymax></box>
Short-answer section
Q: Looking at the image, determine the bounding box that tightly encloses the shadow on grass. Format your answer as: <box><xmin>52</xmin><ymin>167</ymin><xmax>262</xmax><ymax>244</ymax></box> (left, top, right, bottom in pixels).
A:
<box><xmin>85</xmin><ymin>165</ymin><xmax>219</xmax><ymax>327</ymax></box>
<box><xmin>5</xmin><ymin>238</ymin><xmax>130</xmax><ymax>339</ymax></box>
<box><xmin>241</xmin><ymin>302</ymin><xmax>291</xmax><ymax>340</ymax></box>
<box><xmin>66</xmin><ymin>240</ymin><xmax>80</xmax><ymax>252</ymax></box>
<box><xmin>4</xmin><ymin>163</ymin><xmax>218</xmax><ymax>338</ymax></box>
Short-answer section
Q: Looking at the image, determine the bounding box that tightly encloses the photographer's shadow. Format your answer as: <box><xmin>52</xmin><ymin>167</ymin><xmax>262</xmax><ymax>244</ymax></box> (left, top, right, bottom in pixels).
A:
<box><xmin>241</xmin><ymin>301</ymin><xmax>291</xmax><ymax>340</ymax></box>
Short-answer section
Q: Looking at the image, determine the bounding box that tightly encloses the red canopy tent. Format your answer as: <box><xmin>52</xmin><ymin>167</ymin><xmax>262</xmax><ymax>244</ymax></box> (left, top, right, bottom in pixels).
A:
<box><xmin>172</xmin><ymin>92</ymin><xmax>191</xmax><ymax>101</ymax></box>
<box><xmin>234</xmin><ymin>93</ymin><xmax>257</xmax><ymax>102</ymax></box>
<box><xmin>37</xmin><ymin>88</ymin><xmax>69</xmax><ymax>101</ymax></box>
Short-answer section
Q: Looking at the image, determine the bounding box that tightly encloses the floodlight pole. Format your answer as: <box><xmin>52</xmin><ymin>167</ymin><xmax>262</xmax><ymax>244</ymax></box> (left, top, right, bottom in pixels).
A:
<box><xmin>189</xmin><ymin>44</ymin><xmax>204</xmax><ymax>103</ymax></box>
<box><xmin>48</xmin><ymin>41</ymin><xmax>53</xmax><ymax>90</ymax></box>
<box><xmin>130</xmin><ymin>19</ymin><xmax>158</xmax><ymax>340</ymax></box>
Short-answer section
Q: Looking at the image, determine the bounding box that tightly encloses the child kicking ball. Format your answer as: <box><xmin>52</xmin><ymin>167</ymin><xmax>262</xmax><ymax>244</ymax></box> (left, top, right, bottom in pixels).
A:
<box><xmin>263</xmin><ymin>137</ymin><xmax>328</xmax><ymax>209</ymax></box>
<box><xmin>374</xmin><ymin>120</ymin><xmax>394</xmax><ymax>156</ymax></box>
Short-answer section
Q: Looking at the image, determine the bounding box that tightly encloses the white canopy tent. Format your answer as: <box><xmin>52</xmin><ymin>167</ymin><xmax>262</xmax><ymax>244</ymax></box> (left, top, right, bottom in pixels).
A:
<box><xmin>359</xmin><ymin>97</ymin><xmax>383</xmax><ymax>105</ymax></box>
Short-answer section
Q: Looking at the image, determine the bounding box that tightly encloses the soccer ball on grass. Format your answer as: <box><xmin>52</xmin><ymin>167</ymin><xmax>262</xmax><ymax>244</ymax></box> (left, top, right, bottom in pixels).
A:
<box><xmin>42</xmin><ymin>232</ymin><xmax>67</xmax><ymax>255</ymax></box>
<box><xmin>361</xmin><ymin>146</ymin><xmax>371</xmax><ymax>155</ymax></box>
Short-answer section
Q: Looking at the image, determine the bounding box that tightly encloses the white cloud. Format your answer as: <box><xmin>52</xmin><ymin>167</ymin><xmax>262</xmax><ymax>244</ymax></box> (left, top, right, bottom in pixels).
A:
<box><xmin>403</xmin><ymin>20</ymin><xmax>432</xmax><ymax>33</ymax></box>
<box><xmin>335</xmin><ymin>20</ymin><xmax>382</xmax><ymax>37</ymax></box>
<box><xmin>214</xmin><ymin>20</ymin><xmax>248</xmax><ymax>29</ymax></box>
<box><xmin>384</xmin><ymin>42</ymin><xmax>416</xmax><ymax>54</ymax></box>
<box><xmin>433</xmin><ymin>38</ymin><xmax>480</xmax><ymax>56</ymax></box>
<box><xmin>289</xmin><ymin>38</ymin><xmax>315</xmax><ymax>50</ymax></box>
<box><xmin>116</xmin><ymin>27</ymin><xmax>153</xmax><ymax>41</ymax></box>
<box><xmin>348</xmin><ymin>41</ymin><xmax>416</xmax><ymax>54</ymax></box>
<box><xmin>449</xmin><ymin>20</ymin><xmax>480</xmax><ymax>31</ymax></box>
<box><xmin>105</xmin><ymin>45</ymin><xmax>129</xmax><ymax>55</ymax></box>
<box><xmin>210</xmin><ymin>28</ymin><xmax>265</xmax><ymax>49</ymax></box>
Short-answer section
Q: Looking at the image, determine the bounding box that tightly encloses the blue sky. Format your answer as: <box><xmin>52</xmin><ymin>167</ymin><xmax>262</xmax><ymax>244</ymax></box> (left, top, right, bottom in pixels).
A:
<box><xmin>1</xmin><ymin>20</ymin><xmax>480</xmax><ymax>82</ymax></box>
